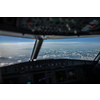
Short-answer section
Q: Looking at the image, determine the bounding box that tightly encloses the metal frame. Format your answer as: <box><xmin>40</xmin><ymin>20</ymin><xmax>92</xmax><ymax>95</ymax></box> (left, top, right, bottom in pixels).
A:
<box><xmin>1</xmin><ymin>30</ymin><xmax>100</xmax><ymax>40</ymax></box>
<box><xmin>30</xmin><ymin>39</ymin><xmax>44</xmax><ymax>61</ymax></box>
<box><xmin>94</xmin><ymin>52</ymin><xmax>100</xmax><ymax>61</ymax></box>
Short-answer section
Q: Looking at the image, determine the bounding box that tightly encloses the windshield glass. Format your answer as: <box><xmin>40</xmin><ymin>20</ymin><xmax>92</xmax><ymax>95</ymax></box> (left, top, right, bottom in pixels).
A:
<box><xmin>37</xmin><ymin>37</ymin><xmax>100</xmax><ymax>61</ymax></box>
<box><xmin>0</xmin><ymin>35</ymin><xmax>35</xmax><ymax>67</ymax></box>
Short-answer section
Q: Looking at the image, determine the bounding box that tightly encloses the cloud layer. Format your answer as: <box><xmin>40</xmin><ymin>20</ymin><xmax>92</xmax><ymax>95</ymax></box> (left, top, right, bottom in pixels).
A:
<box><xmin>0</xmin><ymin>42</ymin><xmax>100</xmax><ymax>67</ymax></box>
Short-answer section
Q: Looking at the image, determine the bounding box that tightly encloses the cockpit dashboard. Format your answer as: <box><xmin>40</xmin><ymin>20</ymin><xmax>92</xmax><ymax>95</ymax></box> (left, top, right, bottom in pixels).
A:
<box><xmin>1</xmin><ymin>59</ymin><xmax>98</xmax><ymax>84</ymax></box>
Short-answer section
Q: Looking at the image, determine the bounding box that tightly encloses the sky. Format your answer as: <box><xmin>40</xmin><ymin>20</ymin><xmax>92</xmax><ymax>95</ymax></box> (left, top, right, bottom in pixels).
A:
<box><xmin>45</xmin><ymin>37</ymin><xmax>100</xmax><ymax>43</ymax></box>
<box><xmin>0</xmin><ymin>35</ymin><xmax>100</xmax><ymax>57</ymax></box>
<box><xmin>0</xmin><ymin>35</ymin><xmax>35</xmax><ymax>43</ymax></box>
<box><xmin>0</xmin><ymin>35</ymin><xmax>100</xmax><ymax>43</ymax></box>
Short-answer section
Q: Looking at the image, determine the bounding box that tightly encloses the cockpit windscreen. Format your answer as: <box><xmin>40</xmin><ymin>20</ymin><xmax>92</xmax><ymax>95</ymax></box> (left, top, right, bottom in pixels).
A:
<box><xmin>0</xmin><ymin>35</ymin><xmax>36</xmax><ymax>67</ymax></box>
<box><xmin>38</xmin><ymin>37</ymin><xmax>100</xmax><ymax>61</ymax></box>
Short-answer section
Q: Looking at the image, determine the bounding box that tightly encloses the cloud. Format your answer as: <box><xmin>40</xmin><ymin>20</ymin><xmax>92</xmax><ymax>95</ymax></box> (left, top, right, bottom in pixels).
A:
<box><xmin>43</xmin><ymin>55</ymin><xmax>49</xmax><ymax>58</ymax></box>
<box><xmin>18</xmin><ymin>60</ymin><xmax>21</xmax><ymax>62</ymax></box>
<box><xmin>72</xmin><ymin>52</ymin><xmax>76</xmax><ymax>56</ymax></box>
<box><xmin>19</xmin><ymin>55</ymin><xmax>25</xmax><ymax>57</ymax></box>
<box><xmin>8</xmin><ymin>57</ymin><xmax>12</xmax><ymax>59</ymax></box>
<box><xmin>94</xmin><ymin>54</ymin><xmax>97</xmax><ymax>56</ymax></box>
<box><xmin>0</xmin><ymin>42</ymin><xmax>34</xmax><ymax>45</ymax></box>
<box><xmin>0</xmin><ymin>63</ymin><xmax>8</xmax><ymax>67</ymax></box>
<box><xmin>0</xmin><ymin>63</ymin><xmax>6</xmax><ymax>66</ymax></box>
<box><xmin>0</xmin><ymin>55</ymin><xmax>29</xmax><ymax>67</ymax></box>
<box><xmin>9</xmin><ymin>62</ymin><xmax>14</xmax><ymax>65</ymax></box>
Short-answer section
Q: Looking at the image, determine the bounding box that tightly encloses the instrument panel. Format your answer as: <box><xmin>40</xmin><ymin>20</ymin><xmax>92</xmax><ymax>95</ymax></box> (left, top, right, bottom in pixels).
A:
<box><xmin>1</xmin><ymin>59</ymin><xmax>97</xmax><ymax>84</ymax></box>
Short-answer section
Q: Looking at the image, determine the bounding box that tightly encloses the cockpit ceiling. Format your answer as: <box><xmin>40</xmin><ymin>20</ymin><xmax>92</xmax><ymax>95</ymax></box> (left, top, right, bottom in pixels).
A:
<box><xmin>0</xmin><ymin>17</ymin><xmax>100</xmax><ymax>39</ymax></box>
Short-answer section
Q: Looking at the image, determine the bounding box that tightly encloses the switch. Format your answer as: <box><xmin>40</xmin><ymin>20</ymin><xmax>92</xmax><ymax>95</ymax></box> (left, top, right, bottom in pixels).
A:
<box><xmin>92</xmin><ymin>24</ymin><xmax>96</xmax><ymax>28</ymax></box>
<box><xmin>27</xmin><ymin>21</ymin><xmax>31</xmax><ymax>25</ymax></box>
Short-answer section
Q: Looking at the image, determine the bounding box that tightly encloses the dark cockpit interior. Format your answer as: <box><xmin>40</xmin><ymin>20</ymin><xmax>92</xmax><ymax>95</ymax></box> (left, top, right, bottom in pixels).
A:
<box><xmin>0</xmin><ymin>17</ymin><xmax>100</xmax><ymax>84</ymax></box>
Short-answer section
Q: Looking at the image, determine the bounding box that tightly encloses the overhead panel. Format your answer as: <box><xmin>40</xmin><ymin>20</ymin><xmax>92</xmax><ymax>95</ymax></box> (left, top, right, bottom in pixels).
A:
<box><xmin>0</xmin><ymin>17</ymin><xmax>100</xmax><ymax>39</ymax></box>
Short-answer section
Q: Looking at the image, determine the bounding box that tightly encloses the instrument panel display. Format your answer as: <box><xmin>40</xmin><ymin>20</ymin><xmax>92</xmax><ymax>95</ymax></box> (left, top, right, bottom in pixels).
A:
<box><xmin>56</xmin><ymin>71</ymin><xmax>66</xmax><ymax>83</ymax></box>
<box><xmin>68</xmin><ymin>70</ymin><xmax>76</xmax><ymax>80</ymax></box>
<box><xmin>27</xmin><ymin>81</ymin><xmax>32</xmax><ymax>84</ymax></box>
<box><xmin>34</xmin><ymin>73</ymin><xmax>46</xmax><ymax>84</ymax></box>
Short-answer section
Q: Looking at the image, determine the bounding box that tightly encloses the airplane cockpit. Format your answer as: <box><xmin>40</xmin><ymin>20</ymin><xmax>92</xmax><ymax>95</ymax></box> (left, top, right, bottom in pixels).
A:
<box><xmin>0</xmin><ymin>17</ymin><xmax>100</xmax><ymax>84</ymax></box>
